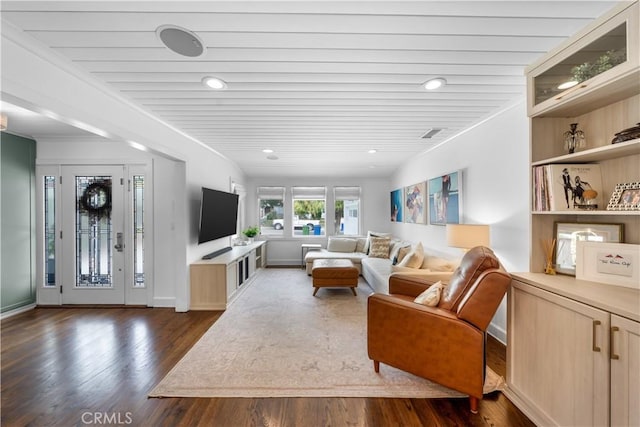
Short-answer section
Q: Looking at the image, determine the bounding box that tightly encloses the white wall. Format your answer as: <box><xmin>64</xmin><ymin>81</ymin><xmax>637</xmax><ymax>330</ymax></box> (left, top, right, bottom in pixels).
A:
<box><xmin>389</xmin><ymin>100</ymin><xmax>531</xmax><ymax>343</ymax></box>
<box><xmin>245</xmin><ymin>177</ymin><xmax>390</xmax><ymax>265</ymax></box>
<box><xmin>4</xmin><ymin>27</ymin><xmax>246</xmax><ymax>311</ymax></box>
<box><xmin>3</xmin><ymin>24</ymin><xmax>530</xmax><ymax>324</ymax></box>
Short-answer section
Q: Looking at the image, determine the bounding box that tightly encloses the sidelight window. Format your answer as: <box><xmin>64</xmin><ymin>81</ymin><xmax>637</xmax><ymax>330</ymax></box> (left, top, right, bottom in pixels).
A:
<box><xmin>44</xmin><ymin>176</ymin><xmax>56</xmax><ymax>287</ymax></box>
<box><xmin>133</xmin><ymin>175</ymin><xmax>145</xmax><ymax>288</ymax></box>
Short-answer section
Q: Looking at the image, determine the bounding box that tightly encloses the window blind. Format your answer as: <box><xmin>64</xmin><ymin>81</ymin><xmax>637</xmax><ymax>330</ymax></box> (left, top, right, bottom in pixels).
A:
<box><xmin>257</xmin><ymin>186</ymin><xmax>285</xmax><ymax>200</ymax></box>
<box><xmin>291</xmin><ymin>186</ymin><xmax>326</xmax><ymax>200</ymax></box>
<box><xmin>334</xmin><ymin>186</ymin><xmax>361</xmax><ymax>200</ymax></box>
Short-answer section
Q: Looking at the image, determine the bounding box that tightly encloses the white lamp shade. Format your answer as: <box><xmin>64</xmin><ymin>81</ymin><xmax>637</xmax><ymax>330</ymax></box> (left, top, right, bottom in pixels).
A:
<box><xmin>446</xmin><ymin>224</ymin><xmax>490</xmax><ymax>249</ymax></box>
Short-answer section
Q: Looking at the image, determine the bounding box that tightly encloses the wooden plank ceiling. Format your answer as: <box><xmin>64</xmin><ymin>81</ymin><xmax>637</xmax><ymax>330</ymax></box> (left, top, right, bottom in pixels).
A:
<box><xmin>0</xmin><ymin>1</ymin><xmax>621</xmax><ymax>177</ymax></box>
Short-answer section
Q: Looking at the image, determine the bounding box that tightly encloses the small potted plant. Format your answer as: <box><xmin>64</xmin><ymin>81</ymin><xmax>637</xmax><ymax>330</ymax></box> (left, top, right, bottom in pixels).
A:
<box><xmin>242</xmin><ymin>225</ymin><xmax>259</xmax><ymax>243</ymax></box>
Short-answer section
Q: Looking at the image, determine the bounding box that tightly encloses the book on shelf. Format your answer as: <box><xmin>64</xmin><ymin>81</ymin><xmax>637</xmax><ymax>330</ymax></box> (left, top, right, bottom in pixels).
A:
<box><xmin>533</xmin><ymin>163</ymin><xmax>603</xmax><ymax>211</ymax></box>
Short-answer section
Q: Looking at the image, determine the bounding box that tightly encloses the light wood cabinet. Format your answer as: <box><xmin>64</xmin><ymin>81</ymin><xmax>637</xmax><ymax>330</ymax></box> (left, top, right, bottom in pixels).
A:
<box><xmin>507</xmin><ymin>3</ymin><xmax>640</xmax><ymax>425</ymax></box>
<box><xmin>508</xmin><ymin>279</ymin><xmax>610</xmax><ymax>426</ymax></box>
<box><xmin>189</xmin><ymin>241</ymin><xmax>266</xmax><ymax>310</ymax></box>
<box><xmin>526</xmin><ymin>2</ymin><xmax>638</xmax><ymax>118</ymax></box>
<box><xmin>525</xmin><ymin>1</ymin><xmax>639</xmax><ymax>277</ymax></box>
<box><xmin>610</xmin><ymin>314</ymin><xmax>640</xmax><ymax>427</ymax></box>
<box><xmin>507</xmin><ymin>275</ymin><xmax>640</xmax><ymax>427</ymax></box>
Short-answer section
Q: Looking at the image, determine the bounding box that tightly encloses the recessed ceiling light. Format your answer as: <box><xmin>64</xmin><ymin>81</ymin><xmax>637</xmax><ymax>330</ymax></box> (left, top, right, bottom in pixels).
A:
<box><xmin>156</xmin><ymin>25</ymin><xmax>205</xmax><ymax>57</ymax></box>
<box><xmin>557</xmin><ymin>80</ymin><xmax>579</xmax><ymax>90</ymax></box>
<box><xmin>262</xmin><ymin>149</ymin><xmax>274</xmax><ymax>153</ymax></box>
<box><xmin>423</xmin><ymin>78</ymin><xmax>447</xmax><ymax>91</ymax></box>
<box><xmin>202</xmin><ymin>76</ymin><xmax>227</xmax><ymax>90</ymax></box>
<box><xmin>368</xmin><ymin>149</ymin><xmax>377</xmax><ymax>154</ymax></box>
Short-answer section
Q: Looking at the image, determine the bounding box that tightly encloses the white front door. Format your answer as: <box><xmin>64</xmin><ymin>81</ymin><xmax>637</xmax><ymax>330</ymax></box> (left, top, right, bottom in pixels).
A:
<box><xmin>61</xmin><ymin>166</ymin><xmax>126</xmax><ymax>304</ymax></box>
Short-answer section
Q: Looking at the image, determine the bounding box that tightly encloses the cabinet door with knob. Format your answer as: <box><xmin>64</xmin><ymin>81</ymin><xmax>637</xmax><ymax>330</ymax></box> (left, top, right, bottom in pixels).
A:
<box><xmin>508</xmin><ymin>280</ymin><xmax>610</xmax><ymax>426</ymax></box>
<box><xmin>610</xmin><ymin>314</ymin><xmax>640</xmax><ymax>427</ymax></box>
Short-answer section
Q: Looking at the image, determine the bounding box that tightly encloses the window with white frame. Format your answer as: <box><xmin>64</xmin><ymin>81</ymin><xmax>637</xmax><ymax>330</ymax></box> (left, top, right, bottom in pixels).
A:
<box><xmin>291</xmin><ymin>186</ymin><xmax>326</xmax><ymax>236</ymax></box>
<box><xmin>44</xmin><ymin>176</ymin><xmax>56</xmax><ymax>287</ymax></box>
<box><xmin>334</xmin><ymin>186</ymin><xmax>361</xmax><ymax>235</ymax></box>
<box><xmin>257</xmin><ymin>186</ymin><xmax>285</xmax><ymax>237</ymax></box>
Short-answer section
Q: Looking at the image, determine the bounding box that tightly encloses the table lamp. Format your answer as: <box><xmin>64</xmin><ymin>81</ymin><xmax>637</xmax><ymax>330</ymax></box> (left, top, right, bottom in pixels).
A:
<box><xmin>446</xmin><ymin>224</ymin><xmax>490</xmax><ymax>251</ymax></box>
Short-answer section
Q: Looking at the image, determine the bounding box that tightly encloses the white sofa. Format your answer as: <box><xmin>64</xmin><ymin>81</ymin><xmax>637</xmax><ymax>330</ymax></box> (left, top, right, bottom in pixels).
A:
<box><xmin>304</xmin><ymin>236</ymin><xmax>369</xmax><ymax>274</ymax></box>
<box><xmin>305</xmin><ymin>235</ymin><xmax>460</xmax><ymax>294</ymax></box>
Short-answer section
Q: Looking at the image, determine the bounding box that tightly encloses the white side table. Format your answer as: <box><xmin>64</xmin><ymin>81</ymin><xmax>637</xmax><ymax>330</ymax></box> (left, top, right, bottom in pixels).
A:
<box><xmin>301</xmin><ymin>243</ymin><xmax>322</xmax><ymax>268</ymax></box>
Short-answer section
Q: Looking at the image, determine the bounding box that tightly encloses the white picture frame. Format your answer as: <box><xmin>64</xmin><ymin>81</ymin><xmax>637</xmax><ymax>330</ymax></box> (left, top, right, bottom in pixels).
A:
<box><xmin>553</xmin><ymin>221</ymin><xmax>624</xmax><ymax>276</ymax></box>
<box><xmin>575</xmin><ymin>241</ymin><xmax>640</xmax><ymax>289</ymax></box>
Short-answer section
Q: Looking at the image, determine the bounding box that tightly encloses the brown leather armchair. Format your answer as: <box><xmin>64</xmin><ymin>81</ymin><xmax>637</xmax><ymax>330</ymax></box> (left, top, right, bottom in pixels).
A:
<box><xmin>367</xmin><ymin>246</ymin><xmax>510</xmax><ymax>413</ymax></box>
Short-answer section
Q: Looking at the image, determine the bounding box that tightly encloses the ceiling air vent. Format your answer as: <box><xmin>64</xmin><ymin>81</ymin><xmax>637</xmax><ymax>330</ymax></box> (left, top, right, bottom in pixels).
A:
<box><xmin>421</xmin><ymin>128</ymin><xmax>443</xmax><ymax>139</ymax></box>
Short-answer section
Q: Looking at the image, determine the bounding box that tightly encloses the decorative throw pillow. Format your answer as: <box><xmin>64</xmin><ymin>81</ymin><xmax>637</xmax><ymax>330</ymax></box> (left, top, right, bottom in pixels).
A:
<box><xmin>389</xmin><ymin>241</ymin><xmax>410</xmax><ymax>263</ymax></box>
<box><xmin>395</xmin><ymin>246</ymin><xmax>411</xmax><ymax>265</ymax></box>
<box><xmin>363</xmin><ymin>230</ymin><xmax>392</xmax><ymax>254</ymax></box>
<box><xmin>414</xmin><ymin>281</ymin><xmax>445</xmax><ymax>307</ymax></box>
<box><xmin>368</xmin><ymin>236</ymin><xmax>391</xmax><ymax>258</ymax></box>
<box><xmin>355</xmin><ymin>237</ymin><xmax>368</xmax><ymax>253</ymax></box>
<box><xmin>397</xmin><ymin>242</ymin><xmax>424</xmax><ymax>269</ymax></box>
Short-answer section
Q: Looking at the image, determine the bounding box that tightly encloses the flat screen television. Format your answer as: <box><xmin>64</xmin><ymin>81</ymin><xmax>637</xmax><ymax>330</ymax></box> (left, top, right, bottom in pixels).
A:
<box><xmin>197</xmin><ymin>187</ymin><xmax>239</xmax><ymax>244</ymax></box>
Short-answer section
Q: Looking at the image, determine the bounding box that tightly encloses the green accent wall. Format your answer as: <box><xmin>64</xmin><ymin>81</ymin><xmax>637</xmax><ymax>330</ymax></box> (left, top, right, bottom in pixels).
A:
<box><xmin>1</xmin><ymin>132</ymin><xmax>37</xmax><ymax>313</ymax></box>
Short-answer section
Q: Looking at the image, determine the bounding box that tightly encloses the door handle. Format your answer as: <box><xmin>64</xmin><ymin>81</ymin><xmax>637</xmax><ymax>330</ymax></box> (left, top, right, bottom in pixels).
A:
<box><xmin>114</xmin><ymin>232</ymin><xmax>124</xmax><ymax>252</ymax></box>
<box><xmin>592</xmin><ymin>320</ymin><xmax>601</xmax><ymax>352</ymax></box>
<box><xmin>610</xmin><ymin>326</ymin><xmax>620</xmax><ymax>360</ymax></box>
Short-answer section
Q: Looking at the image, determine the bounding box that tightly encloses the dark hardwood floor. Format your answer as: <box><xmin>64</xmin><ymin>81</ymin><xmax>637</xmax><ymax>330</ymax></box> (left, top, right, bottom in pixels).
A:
<box><xmin>1</xmin><ymin>302</ymin><xmax>534</xmax><ymax>426</ymax></box>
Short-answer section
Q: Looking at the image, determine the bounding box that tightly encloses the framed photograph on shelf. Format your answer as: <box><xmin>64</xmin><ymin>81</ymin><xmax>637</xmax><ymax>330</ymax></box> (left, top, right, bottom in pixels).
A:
<box><xmin>428</xmin><ymin>171</ymin><xmax>461</xmax><ymax>225</ymax></box>
<box><xmin>576</xmin><ymin>242</ymin><xmax>640</xmax><ymax>290</ymax></box>
<box><xmin>607</xmin><ymin>182</ymin><xmax>640</xmax><ymax>211</ymax></box>
<box><xmin>553</xmin><ymin>222</ymin><xmax>624</xmax><ymax>275</ymax></box>
<box><xmin>390</xmin><ymin>188</ymin><xmax>403</xmax><ymax>222</ymax></box>
<box><xmin>403</xmin><ymin>182</ymin><xmax>426</xmax><ymax>224</ymax></box>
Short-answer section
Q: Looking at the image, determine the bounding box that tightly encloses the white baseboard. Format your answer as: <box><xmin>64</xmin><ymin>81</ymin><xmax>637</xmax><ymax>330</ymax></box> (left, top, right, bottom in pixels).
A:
<box><xmin>502</xmin><ymin>387</ymin><xmax>553</xmax><ymax>427</ymax></box>
<box><xmin>267</xmin><ymin>259</ymin><xmax>305</xmax><ymax>267</ymax></box>
<box><xmin>488</xmin><ymin>322</ymin><xmax>507</xmax><ymax>345</ymax></box>
<box><xmin>152</xmin><ymin>297</ymin><xmax>176</xmax><ymax>308</ymax></box>
<box><xmin>1</xmin><ymin>303</ymin><xmax>37</xmax><ymax>319</ymax></box>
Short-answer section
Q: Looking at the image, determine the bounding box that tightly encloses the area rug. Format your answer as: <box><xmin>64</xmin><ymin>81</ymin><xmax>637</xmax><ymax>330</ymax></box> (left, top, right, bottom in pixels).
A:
<box><xmin>149</xmin><ymin>268</ymin><xmax>505</xmax><ymax>398</ymax></box>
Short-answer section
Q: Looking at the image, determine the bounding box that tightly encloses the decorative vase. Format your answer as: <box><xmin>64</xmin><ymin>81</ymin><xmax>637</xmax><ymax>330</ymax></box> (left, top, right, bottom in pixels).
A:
<box><xmin>563</xmin><ymin>123</ymin><xmax>585</xmax><ymax>154</ymax></box>
<box><xmin>542</xmin><ymin>238</ymin><xmax>556</xmax><ymax>275</ymax></box>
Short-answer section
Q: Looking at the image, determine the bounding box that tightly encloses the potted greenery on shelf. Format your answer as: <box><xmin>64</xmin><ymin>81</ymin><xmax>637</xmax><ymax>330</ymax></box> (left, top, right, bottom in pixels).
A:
<box><xmin>242</xmin><ymin>225</ymin><xmax>259</xmax><ymax>242</ymax></box>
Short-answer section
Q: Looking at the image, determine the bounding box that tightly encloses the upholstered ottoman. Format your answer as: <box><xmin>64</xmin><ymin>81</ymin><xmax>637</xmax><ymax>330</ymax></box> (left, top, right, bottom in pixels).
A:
<box><xmin>311</xmin><ymin>259</ymin><xmax>359</xmax><ymax>296</ymax></box>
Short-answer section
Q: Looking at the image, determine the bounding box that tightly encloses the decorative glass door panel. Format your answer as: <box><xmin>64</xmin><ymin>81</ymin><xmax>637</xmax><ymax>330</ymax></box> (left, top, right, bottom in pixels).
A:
<box><xmin>44</xmin><ymin>176</ymin><xmax>56</xmax><ymax>287</ymax></box>
<box><xmin>133</xmin><ymin>175</ymin><xmax>145</xmax><ymax>288</ymax></box>
<box><xmin>76</xmin><ymin>176</ymin><xmax>114</xmax><ymax>287</ymax></box>
<box><xmin>62</xmin><ymin>166</ymin><xmax>125</xmax><ymax>304</ymax></box>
